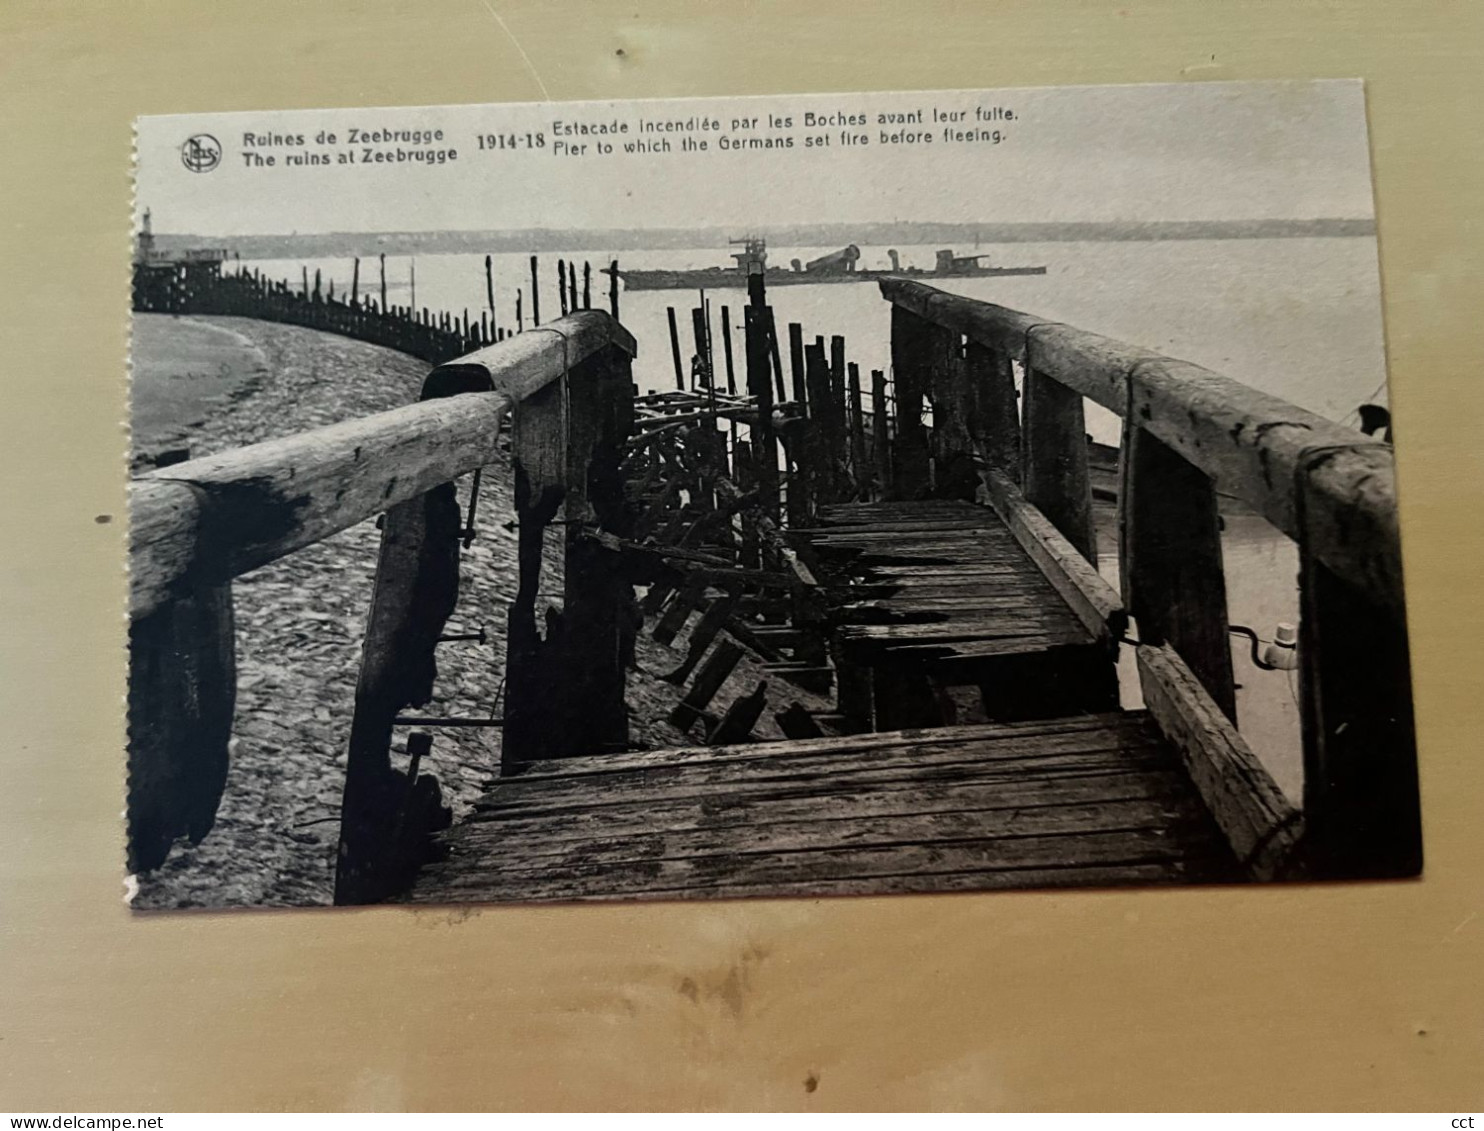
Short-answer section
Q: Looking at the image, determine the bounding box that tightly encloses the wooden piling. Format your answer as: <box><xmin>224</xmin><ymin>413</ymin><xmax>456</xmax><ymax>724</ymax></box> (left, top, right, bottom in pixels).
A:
<box><xmin>829</xmin><ymin>335</ymin><xmax>847</xmax><ymax>423</ymax></box>
<box><xmin>720</xmin><ymin>306</ymin><xmax>737</xmax><ymax>396</ymax></box>
<box><xmin>669</xmin><ymin>640</ymin><xmax>744</xmax><ymax>731</ymax></box>
<box><xmin>529</xmin><ymin>255</ymin><xmax>540</xmax><ymax>326</ymax></box>
<box><xmin>707</xmin><ymin>680</ymin><xmax>769</xmax><ymax>745</ymax></box>
<box><xmin>871</xmin><ymin>368</ymin><xmax>891</xmax><ymax>497</ymax></box>
<box><xmin>767</xmin><ymin>309</ymin><xmax>786</xmax><ymax>403</ymax></box>
<box><xmin>667</xmin><ymin>307</ymin><xmax>685</xmax><ymax>390</ymax></box>
<box><xmin>788</xmin><ymin>322</ymin><xmax>807</xmax><ymax>408</ymax></box>
<box><xmin>805</xmin><ymin>342</ymin><xmax>839</xmax><ymax>503</ymax></box>
<box><xmin>691</xmin><ymin>306</ymin><xmax>712</xmax><ymax>391</ymax></box>
<box><xmin>583</xmin><ymin>260</ymin><xmax>592</xmax><ymax>310</ymax></box>
<box><xmin>745</xmin><ymin>305</ymin><xmax>779</xmax><ymax>524</ymax></box>
<box><xmin>847</xmin><ymin>361</ymin><xmax>868</xmax><ymax>496</ymax></box>
<box><xmin>558</xmin><ymin>260</ymin><xmax>569</xmax><ymax>316</ymax></box>
<box><xmin>350</xmin><ymin>257</ymin><xmax>360</xmax><ymax>305</ymax></box>
<box><xmin>379</xmin><ymin>253</ymin><xmax>387</xmax><ymax>310</ymax></box>
<box><xmin>609</xmin><ymin>259</ymin><xmax>620</xmax><ymax>319</ymax></box>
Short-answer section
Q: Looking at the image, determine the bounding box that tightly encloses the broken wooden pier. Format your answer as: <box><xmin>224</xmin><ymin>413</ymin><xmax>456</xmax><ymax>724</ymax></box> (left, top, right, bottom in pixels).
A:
<box><xmin>126</xmin><ymin>272</ymin><xmax>1420</xmax><ymax>906</ymax></box>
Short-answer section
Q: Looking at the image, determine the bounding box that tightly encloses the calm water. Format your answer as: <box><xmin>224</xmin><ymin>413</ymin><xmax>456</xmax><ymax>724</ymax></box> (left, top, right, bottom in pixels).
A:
<box><xmin>244</xmin><ymin>237</ymin><xmax>1390</xmax><ymax>800</ymax></box>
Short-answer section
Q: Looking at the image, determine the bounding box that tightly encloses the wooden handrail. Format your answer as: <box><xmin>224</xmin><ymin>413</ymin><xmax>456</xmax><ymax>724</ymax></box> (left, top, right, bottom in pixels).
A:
<box><xmin>879</xmin><ymin>277</ymin><xmax>1418</xmax><ymax>879</ymax></box>
<box><xmin>129</xmin><ymin>311</ymin><xmax>635</xmax><ymax>620</ymax></box>
<box><xmin>879</xmin><ymin>278</ymin><xmax>1400</xmax><ymax>615</ymax></box>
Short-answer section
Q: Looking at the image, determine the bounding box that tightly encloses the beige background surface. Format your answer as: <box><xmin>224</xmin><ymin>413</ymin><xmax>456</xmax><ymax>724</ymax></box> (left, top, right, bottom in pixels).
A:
<box><xmin>2</xmin><ymin>0</ymin><xmax>1481</xmax><ymax>1112</ymax></box>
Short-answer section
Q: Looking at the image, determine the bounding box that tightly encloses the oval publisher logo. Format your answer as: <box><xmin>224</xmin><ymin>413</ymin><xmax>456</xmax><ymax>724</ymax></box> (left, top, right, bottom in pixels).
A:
<box><xmin>180</xmin><ymin>134</ymin><xmax>222</xmax><ymax>173</ymax></box>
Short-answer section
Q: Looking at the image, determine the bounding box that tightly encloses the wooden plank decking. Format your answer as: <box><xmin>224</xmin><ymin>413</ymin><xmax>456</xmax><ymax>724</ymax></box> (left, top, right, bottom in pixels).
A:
<box><xmin>801</xmin><ymin>500</ymin><xmax>1096</xmax><ymax>663</ymax></box>
<box><xmin>408</xmin><ymin>712</ymin><xmax>1238</xmax><ymax>904</ymax></box>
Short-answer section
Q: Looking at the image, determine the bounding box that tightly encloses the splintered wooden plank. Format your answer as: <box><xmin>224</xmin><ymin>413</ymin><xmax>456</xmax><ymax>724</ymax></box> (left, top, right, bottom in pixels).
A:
<box><xmin>452</xmin><ymin>798</ymin><xmax>1220</xmax><ymax>878</ymax></box>
<box><xmin>844</xmin><ymin>539</ymin><xmax>1038</xmax><ymax>556</ymax></box>
<box><xmin>476</xmin><ymin>750</ymin><xmax>1173</xmax><ymax>820</ymax></box>
<box><xmin>815</xmin><ymin>545</ymin><xmax>1027</xmax><ymax>562</ymax></box>
<box><xmin>838</xmin><ymin>615</ymin><xmax>1085</xmax><ymax>644</ymax></box>
<box><xmin>811</xmin><ymin>527</ymin><xmax>1019</xmax><ymax>543</ymax></box>
<box><xmin>424</xmin><ymin>825</ymin><xmax>1221</xmax><ymax>902</ymax></box>
<box><xmin>465</xmin><ymin>767</ymin><xmax>1193</xmax><ymax>839</ymax></box>
<box><xmin>853</xmin><ymin>576</ymin><xmax>1060</xmax><ymax>593</ymax></box>
<box><xmin>505</xmin><ymin>711</ymin><xmax>1142</xmax><ymax>776</ymax></box>
<box><xmin>462</xmin><ymin>774</ymin><xmax>1199</xmax><ymax>854</ymax></box>
<box><xmin>470</xmin><ymin>761</ymin><xmax>1183</xmax><ymax>829</ymax></box>
<box><xmin>872</xmin><ymin>626</ymin><xmax>1098</xmax><ymax>653</ymax></box>
<box><xmin>853</xmin><ymin>572</ymin><xmax>1050</xmax><ymax>591</ymax></box>
<box><xmin>457</xmin><ymin>793</ymin><xmax>1214</xmax><ymax>868</ymax></box>
<box><xmin>820</xmin><ymin>500</ymin><xmax>982</xmax><ymax>516</ymax></box>
<box><xmin>805</xmin><ymin>523</ymin><xmax>1002</xmax><ymax>539</ymax></box>
<box><xmin>849</xmin><ymin>593</ymin><xmax>1066</xmax><ymax>611</ymax></box>
<box><xmin>480</xmin><ymin>739</ymin><xmax>1168</xmax><ymax>811</ymax></box>
<box><xmin>409</xmin><ymin>859</ymin><xmax>1219</xmax><ymax>903</ymax></box>
<box><xmin>496</xmin><ymin>712</ymin><xmax>1155</xmax><ymax>783</ymax></box>
<box><xmin>864</xmin><ymin>563</ymin><xmax>1048</xmax><ymax>578</ymax></box>
<box><xmin>559</xmin><ymin>859</ymin><xmax>1228</xmax><ymax>901</ymax></box>
<box><xmin>487</xmin><ymin>723</ymin><xmax>1163</xmax><ymax>797</ymax></box>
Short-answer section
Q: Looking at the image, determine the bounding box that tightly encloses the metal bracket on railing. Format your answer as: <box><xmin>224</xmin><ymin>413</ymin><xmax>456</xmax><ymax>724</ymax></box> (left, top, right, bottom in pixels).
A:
<box><xmin>461</xmin><ymin>467</ymin><xmax>483</xmax><ymax>547</ymax></box>
<box><xmin>437</xmin><ymin>626</ymin><xmax>487</xmax><ymax>646</ymax></box>
<box><xmin>392</xmin><ymin>716</ymin><xmax>505</xmax><ymax>728</ymax></box>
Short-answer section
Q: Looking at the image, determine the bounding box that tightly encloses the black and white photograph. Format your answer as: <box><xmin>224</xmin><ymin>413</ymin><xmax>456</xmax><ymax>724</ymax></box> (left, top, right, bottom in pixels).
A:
<box><xmin>127</xmin><ymin>80</ymin><xmax>1418</xmax><ymax>910</ymax></box>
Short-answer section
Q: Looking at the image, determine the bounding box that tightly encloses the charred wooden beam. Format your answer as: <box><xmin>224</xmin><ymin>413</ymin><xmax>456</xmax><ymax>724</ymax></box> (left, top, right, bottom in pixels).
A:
<box><xmin>670</xmin><ymin>640</ymin><xmax>744</xmax><ymax>732</ymax></box>
<box><xmin>707</xmin><ymin>681</ymin><xmax>770</xmax><ymax>745</ymax></box>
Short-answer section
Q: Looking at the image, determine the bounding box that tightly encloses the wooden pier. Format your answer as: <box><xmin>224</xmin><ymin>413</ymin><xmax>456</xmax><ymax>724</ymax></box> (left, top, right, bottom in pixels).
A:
<box><xmin>126</xmin><ymin>271</ymin><xmax>1420</xmax><ymax>906</ymax></box>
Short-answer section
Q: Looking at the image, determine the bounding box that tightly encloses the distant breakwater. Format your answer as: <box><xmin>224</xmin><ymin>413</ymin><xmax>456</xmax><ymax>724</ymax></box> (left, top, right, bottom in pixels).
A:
<box><xmin>133</xmin><ymin>262</ymin><xmax>480</xmax><ymax>364</ymax></box>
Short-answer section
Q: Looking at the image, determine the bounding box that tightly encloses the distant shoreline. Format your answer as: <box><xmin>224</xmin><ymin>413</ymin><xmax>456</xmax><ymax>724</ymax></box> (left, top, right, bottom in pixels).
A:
<box><xmin>148</xmin><ymin>217</ymin><xmax>1375</xmax><ymax>260</ymax></box>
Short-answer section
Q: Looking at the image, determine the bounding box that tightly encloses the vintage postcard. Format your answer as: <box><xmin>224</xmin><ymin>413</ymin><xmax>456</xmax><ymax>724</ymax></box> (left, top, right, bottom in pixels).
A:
<box><xmin>128</xmin><ymin>80</ymin><xmax>1417</xmax><ymax>910</ymax></box>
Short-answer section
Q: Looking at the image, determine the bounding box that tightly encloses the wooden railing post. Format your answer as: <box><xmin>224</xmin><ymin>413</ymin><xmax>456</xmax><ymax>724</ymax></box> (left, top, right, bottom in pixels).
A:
<box><xmin>1297</xmin><ymin>454</ymin><xmax>1421</xmax><ymax>879</ymax></box>
<box><xmin>1121</xmin><ymin>423</ymin><xmax>1237</xmax><ymax>720</ymax></box>
<box><xmin>926</xmin><ymin>325</ymin><xmax>976</xmax><ymax>500</ymax></box>
<box><xmin>126</xmin><ymin>583</ymin><xmax>235</xmax><ymax>874</ymax></box>
<box><xmin>1021</xmin><ymin>333</ymin><xmax>1096</xmax><ymax>562</ymax></box>
<box><xmin>964</xmin><ymin>341</ymin><xmax>1020</xmax><ymax>483</ymax></box>
<box><xmin>334</xmin><ymin>362</ymin><xmax>508</xmax><ymax>904</ymax></box>
<box><xmin>334</xmin><ymin>479</ymin><xmax>460</xmax><ymax>904</ymax></box>
<box><xmin>889</xmin><ymin>304</ymin><xmax>932</xmax><ymax>499</ymax></box>
<box><xmin>560</xmin><ymin>344</ymin><xmax>637</xmax><ymax>758</ymax></box>
<box><xmin>501</xmin><ymin>378</ymin><xmax>567</xmax><ymax>774</ymax></box>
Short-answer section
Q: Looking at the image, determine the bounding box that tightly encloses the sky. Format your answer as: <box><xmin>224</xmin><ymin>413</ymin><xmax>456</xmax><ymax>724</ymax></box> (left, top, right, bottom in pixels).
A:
<box><xmin>134</xmin><ymin>79</ymin><xmax>1376</xmax><ymax>237</ymax></box>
